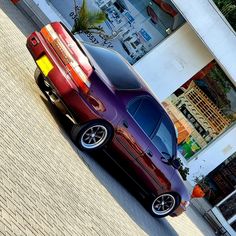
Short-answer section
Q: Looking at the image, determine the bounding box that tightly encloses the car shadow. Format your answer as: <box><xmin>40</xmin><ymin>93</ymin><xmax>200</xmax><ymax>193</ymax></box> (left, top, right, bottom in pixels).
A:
<box><xmin>85</xmin><ymin>151</ymin><xmax>179</xmax><ymax>236</ymax></box>
<box><xmin>39</xmin><ymin>95</ymin><xmax>178</xmax><ymax>236</ymax></box>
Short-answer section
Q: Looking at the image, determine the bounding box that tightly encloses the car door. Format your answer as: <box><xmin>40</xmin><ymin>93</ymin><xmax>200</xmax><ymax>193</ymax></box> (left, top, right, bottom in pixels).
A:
<box><xmin>143</xmin><ymin>115</ymin><xmax>177</xmax><ymax>192</ymax></box>
<box><xmin>112</xmin><ymin>96</ymin><xmax>165</xmax><ymax>194</ymax></box>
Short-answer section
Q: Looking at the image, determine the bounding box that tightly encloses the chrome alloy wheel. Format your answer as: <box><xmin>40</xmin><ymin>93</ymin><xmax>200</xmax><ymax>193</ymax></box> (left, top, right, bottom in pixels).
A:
<box><xmin>152</xmin><ymin>193</ymin><xmax>176</xmax><ymax>216</ymax></box>
<box><xmin>81</xmin><ymin>125</ymin><xmax>108</xmax><ymax>149</ymax></box>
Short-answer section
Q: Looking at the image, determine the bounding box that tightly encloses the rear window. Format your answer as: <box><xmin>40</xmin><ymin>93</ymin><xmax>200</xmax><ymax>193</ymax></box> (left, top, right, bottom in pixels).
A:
<box><xmin>83</xmin><ymin>43</ymin><xmax>141</xmax><ymax>90</ymax></box>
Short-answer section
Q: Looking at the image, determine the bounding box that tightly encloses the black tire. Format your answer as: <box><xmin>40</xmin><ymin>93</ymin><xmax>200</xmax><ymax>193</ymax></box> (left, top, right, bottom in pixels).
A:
<box><xmin>71</xmin><ymin>120</ymin><xmax>113</xmax><ymax>151</ymax></box>
<box><xmin>148</xmin><ymin>192</ymin><xmax>180</xmax><ymax>218</ymax></box>
<box><xmin>34</xmin><ymin>68</ymin><xmax>51</xmax><ymax>92</ymax></box>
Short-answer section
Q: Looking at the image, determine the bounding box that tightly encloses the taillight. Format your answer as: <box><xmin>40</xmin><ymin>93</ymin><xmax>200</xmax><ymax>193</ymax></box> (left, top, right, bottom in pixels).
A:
<box><xmin>67</xmin><ymin>62</ymin><xmax>90</xmax><ymax>94</ymax></box>
<box><xmin>41</xmin><ymin>24</ymin><xmax>91</xmax><ymax>93</ymax></box>
<box><xmin>41</xmin><ymin>24</ymin><xmax>57</xmax><ymax>43</ymax></box>
<box><xmin>41</xmin><ymin>24</ymin><xmax>73</xmax><ymax>64</ymax></box>
<box><xmin>51</xmin><ymin>38</ymin><xmax>73</xmax><ymax>65</ymax></box>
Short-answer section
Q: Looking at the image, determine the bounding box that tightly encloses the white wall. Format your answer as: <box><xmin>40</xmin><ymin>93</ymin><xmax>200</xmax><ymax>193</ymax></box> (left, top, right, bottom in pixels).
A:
<box><xmin>170</xmin><ymin>0</ymin><xmax>236</xmax><ymax>184</ymax></box>
<box><xmin>187</xmin><ymin>127</ymin><xmax>236</xmax><ymax>184</ymax></box>
<box><xmin>134</xmin><ymin>23</ymin><xmax>213</xmax><ymax>101</ymax></box>
<box><xmin>172</xmin><ymin>0</ymin><xmax>236</xmax><ymax>83</ymax></box>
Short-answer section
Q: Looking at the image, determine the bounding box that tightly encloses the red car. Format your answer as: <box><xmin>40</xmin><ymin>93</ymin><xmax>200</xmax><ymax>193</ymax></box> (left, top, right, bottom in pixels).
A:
<box><xmin>26</xmin><ymin>22</ymin><xmax>190</xmax><ymax>218</ymax></box>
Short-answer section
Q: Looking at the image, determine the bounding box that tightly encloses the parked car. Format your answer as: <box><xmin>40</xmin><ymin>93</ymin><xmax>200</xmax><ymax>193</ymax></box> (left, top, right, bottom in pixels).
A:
<box><xmin>26</xmin><ymin>22</ymin><xmax>190</xmax><ymax>218</ymax></box>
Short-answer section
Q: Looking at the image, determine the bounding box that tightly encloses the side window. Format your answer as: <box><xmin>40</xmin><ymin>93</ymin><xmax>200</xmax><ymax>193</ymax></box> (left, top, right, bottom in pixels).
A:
<box><xmin>152</xmin><ymin>117</ymin><xmax>175</xmax><ymax>158</ymax></box>
<box><xmin>128</xmin><ymin>98</ymin><xmax>142</xmax><ymax>116</ymax></box>
<box><xmin>128</xmin><ymin>97</ymin><xmax>162</xmax><ymax>136</ymax></box>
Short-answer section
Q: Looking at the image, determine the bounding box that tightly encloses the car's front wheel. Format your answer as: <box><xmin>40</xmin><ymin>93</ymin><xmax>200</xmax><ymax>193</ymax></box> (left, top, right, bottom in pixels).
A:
<box><xmin>71</xmin><ymin>120</ymin><xmax>113</xmax><ymax>151</ymax></box>
<box><xmin>149</xmin><ymin>193</ymin><xmax>180</xmax><ymax>218</ymax></box>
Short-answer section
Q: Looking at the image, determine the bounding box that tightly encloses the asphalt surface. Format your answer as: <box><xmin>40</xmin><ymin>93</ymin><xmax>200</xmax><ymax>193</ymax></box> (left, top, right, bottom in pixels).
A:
<box><xmin>0</xmin><ymin>1</ymin><xmax>216</xmax><ymax>235</ymax></box>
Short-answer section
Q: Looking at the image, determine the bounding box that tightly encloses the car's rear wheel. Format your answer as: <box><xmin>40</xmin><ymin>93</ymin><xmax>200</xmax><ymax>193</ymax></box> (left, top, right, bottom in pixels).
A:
<box><xmin>71</xmin><ymin>120</ymin><xmax>113</xmax><ymax>151</ymax></box>
<box><xmin>34</xmin><ymin>68</ymin><xmax>67</xmax><ymax>113</ymax></box>
<box><xmin>34</xmin><ymin>68</ymin><xmax>51</xmax><ymax>92</ymax></box>
<box><xmin>149</xmin><ymin>193</ymin><xmax>180</xmax><ymax>218</ymax></box>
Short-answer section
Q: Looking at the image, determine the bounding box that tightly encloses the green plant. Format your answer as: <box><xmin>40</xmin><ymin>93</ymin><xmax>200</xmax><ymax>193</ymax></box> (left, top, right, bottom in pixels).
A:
<box><xmin>207</xmin><ymin>64</ymin><xmax>236</xmax><ymax>121</ymax></box>
<box><xmin>71</xmin><ymin>0</ymin><xmax>106</xmax><ymax>35</ymax></box>
<box><xmin>213</xmin><ymin>0</ymin><xmax>236</xmax><ymax>31</ymax></box>
<box><xmin>208</xmin><ymin>65</ymin><xmax>232</xmax><ymax>93</ymax></box>
<box><xmin>177</xmin><ymin>158</ymin><xmax>189</xmax><ymax>181</ymax></box>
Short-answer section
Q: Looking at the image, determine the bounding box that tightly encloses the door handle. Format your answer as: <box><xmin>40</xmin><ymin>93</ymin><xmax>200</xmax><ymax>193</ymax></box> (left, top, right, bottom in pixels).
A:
<box><xmin>122</xmin><ymin>120</ymin><xmax>129</xmax><ymax>128</ymax></box>
<box><xmin>146</xmin><ymin>150</ymin><xmax>153</xmax><ymax>157</ymax></box>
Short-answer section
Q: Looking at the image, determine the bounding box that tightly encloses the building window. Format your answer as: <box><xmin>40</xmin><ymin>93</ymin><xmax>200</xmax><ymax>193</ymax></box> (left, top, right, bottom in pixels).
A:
<box><xmin>212</xmin><ymin>0</ymin><xmax>236</xmax><ymax>31</ymax></box>
<box><xmin>163</xmin><ymin>61</ymin><xmax>236</xmax><ymax>160</ymax></box>
<box><xmin>205</xmin><ymin>152</ymin><xmax>236</xmax><ymax>206</ymax></box>
<box><xmin>50</xmin><ymin>0</ymin><xmax>185</xmax><ymax>65</ymax></box>
<box><xmin>94</xmin><ymin>0</ymin><xmax>185</xmax><ymax>64</ymax></box>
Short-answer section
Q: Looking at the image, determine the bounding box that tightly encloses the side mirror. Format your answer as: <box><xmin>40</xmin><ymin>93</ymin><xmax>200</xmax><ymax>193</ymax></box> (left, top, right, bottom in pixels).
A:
<box><xmin>161</xmin><ymin>152</ymin><xmax>172</xmax><ymax>165</ymax></box>
<box><xmin>160</xmin><ymin>152</ymin><xmax>181</xmax><ymax>169</ymax></box>
<box><xmin>161</xmin><ymin>156</ymin><xmax>170</xmax><ymax>165</ymax></box>
<box><xmin>170</xmin><ymin>158</ymin><xmax>181</xmax><ymax>170</ymax></box>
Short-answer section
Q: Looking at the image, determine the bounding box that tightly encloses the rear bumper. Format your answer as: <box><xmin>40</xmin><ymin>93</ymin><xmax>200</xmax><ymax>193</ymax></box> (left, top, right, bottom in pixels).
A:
<box><xmin>27</xmin><ymin>32</ymin><xmax>99</xmax><ymax>123</ymax></box>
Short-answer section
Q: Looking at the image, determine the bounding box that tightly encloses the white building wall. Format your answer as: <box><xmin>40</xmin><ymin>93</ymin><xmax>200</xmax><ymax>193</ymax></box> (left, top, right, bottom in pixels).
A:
<box><xmin>169</xmin><ymin>0</ymin><xmax>236</xmax><ymax>184</ymax></box>
<box><xmin>187</xmin><ymin>127</ymin><xmax>236</xmax><ymax>184</ymax></box>
<box><xmin>172</xmin><ymin>0</ymin><xmax>236</xmax><ymax>83</ymax></box>
<box><xmin>134</xmin><ymin>23</ymin><xmax>213</xmax><ymax>101</ymax></box>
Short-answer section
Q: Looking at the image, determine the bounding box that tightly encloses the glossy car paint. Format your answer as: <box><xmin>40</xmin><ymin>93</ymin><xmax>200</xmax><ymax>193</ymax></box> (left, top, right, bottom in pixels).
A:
<box><xmin>26</xmin><ymin>22</ymin><xmax>190</xmax><ymax>217</ymax></box>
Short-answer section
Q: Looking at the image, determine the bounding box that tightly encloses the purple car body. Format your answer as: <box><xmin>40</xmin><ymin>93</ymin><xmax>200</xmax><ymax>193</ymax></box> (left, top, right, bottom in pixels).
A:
<box><xmin>26</xmin><ymin>22</ymin><xmax>190</xmax><ymax>217</ymax></box>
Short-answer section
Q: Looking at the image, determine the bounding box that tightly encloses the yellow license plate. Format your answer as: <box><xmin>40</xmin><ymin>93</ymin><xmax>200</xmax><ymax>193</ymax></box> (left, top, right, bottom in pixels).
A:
<box><xmin>36</xmin><ymin>55</ymin><xmax>53</xmax><ymax>77</ymax></box>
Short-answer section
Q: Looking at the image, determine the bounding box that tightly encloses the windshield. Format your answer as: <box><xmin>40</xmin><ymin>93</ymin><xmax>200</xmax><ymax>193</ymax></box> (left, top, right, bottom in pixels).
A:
<box><xmin>151</xmin><ymin>115</ymin><xmax>176</xmax><ymax>158</ymax></box>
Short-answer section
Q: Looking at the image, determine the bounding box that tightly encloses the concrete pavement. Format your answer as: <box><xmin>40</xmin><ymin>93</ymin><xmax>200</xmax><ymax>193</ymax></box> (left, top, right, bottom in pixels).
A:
<box><xmin>0</xmin><ymin>1</ymin><xmax>216</xmax><ymax>235</ymax></box>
